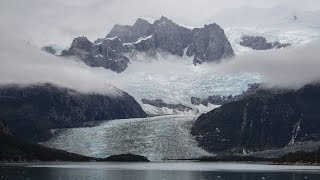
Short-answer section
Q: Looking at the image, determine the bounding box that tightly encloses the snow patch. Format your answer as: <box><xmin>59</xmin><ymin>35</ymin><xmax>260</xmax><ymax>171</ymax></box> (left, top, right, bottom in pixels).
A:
<box><xmin>105</xmin><ymin>36</ymin><xmax>119</xmax><ymax>41</ymax></box>
<box><xmin>134</xmin><ymin>35</ymin><xmax>153</xmax><ymax>44</ymax></box>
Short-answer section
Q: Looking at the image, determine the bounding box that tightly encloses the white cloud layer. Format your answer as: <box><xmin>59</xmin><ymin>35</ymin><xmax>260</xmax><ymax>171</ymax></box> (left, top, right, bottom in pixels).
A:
<box><xmin>0</xmin><ymin>0</ymin><xmax>320</xmax><ymax>97</ymax></box>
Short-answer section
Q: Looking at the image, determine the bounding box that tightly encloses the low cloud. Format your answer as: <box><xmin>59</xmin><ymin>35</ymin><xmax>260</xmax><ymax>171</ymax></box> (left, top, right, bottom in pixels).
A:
<box><xmin>214</xmin><ymin>40</ymin><xmax>320</xmax><ymax>89</ymax></box>
<box><xmin>0</xmin><ymin>36</ymin><xmax>123</xmax><ymax>96</ymax></box>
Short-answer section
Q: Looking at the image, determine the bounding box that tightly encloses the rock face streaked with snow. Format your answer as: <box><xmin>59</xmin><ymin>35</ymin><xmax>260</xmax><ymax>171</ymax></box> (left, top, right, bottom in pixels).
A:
<box><xmin>106</xmin><ymin>18</ymin><xmax>152</xmax><ymax>43</ymax></box>
<box><xmin>43</xmin><ymin>115</ymin><xmax>211</xmax><ymax>161</ymax></box>
<box><xmin>61</xmin><ymin>36</ymin><xmax>130</xmax><ymax>73</ymax></box>
<box><xmin>56</xmin><ymin>16</ymin><xmax>234</xmax><ymax>72</ymax></box>
<box><xmin>141</xmin><ymin>99</ymin><xmax>193</xmax><ymax>114</ymax></box>
<box><xmin>191</xmin><ymin>84</ymin><xmax>320</xmax><ymax>154</ymax></box>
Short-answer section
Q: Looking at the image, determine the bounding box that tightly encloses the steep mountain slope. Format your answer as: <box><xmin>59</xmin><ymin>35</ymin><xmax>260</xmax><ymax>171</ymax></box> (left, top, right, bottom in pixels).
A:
<box><xmin>0</xmin><ymin>84</ymin><xmax>146</xmax><ymax>142</ymax></box>
<box><xmin>187</xmin><ymin>24</ymin><xmax>234</xmax><ymax>64</ymax></box>
<box><xmin>191</xmin><ymin>84</ymin><xmax>320</xmax><ymax>154</ymax></box>
<box><xmin>57</xmin><ymin>16</ymin><xmax>234</xmax><ymax>72</ymax></box>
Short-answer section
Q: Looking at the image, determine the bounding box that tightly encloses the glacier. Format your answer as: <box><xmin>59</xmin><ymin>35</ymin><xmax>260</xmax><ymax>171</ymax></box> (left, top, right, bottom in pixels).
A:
<box><xmin>42</xmin><ymin>115</ymin><xmax>212</xmax><ymax>161</ymax></box>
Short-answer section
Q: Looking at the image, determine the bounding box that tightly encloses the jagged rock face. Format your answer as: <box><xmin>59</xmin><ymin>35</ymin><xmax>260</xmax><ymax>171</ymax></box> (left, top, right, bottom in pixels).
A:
<box><xmin>0</xmin><ymin>84</ymin><xmax>147</xmax><ymax>142</ymax></box>
<box><xmin>56</xmin><ymin>17</ymin><xmax>234</xmax><ymax>73</ymax></box>
<box><xmin>191</xmin><ymin>85</ymin><xmax>320</xmax><ymax>154</ymax></box>
<box><xmin>240</xmin><ymin>35</ymin><xmax>291</xmax><ymax>50</ymax></box>
<box><xmin>124</xmin><ymin>35</ymin><xmax>157</xmax><ymax>57</ymax></box>
<box><xmin>106</xmin><ymin>18</ymin><xmax>152</xmax><ymax>43</ymax></box>
<box><xmin>187</xmin><ymin>24</ymin><xmax>235</xmax><ymax>64</ymax></box>
<box><xmin>62</xmin><ymin>37</ymin><xmax>130</xmax><ymax>73</ymax></box>
<box><xmin>145</xmin><ymin>16</ymin><xmax>193</xmax><ymax>56</ymax></box>
<box><xmin>141</xmin><ymin>98</ymin><xmax>193</xmax><ymax>112</ymax></box>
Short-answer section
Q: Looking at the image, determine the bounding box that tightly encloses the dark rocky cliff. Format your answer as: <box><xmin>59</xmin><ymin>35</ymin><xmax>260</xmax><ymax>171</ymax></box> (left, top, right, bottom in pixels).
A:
<box><xmin>0</xmin><ymin>84</ymin><xmax>147</xmax><ymax>142</ymax></box>
<box><xmin>191</xmin><ymin>84</ymin><xmax>320</xmax><ymax>154</ymax></box>
<box><xmin>186</xmin><ymin>24</ymin><xmax>234</xmax><ymax>64</ymax></box>
<box><xmin>61</xmin><ymin>36</ymin><xmax>130</xmax><ymax>73</ymax></box>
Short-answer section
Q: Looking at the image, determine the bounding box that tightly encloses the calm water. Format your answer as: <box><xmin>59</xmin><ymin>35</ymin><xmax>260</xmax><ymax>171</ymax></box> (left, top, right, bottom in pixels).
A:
<box><xmin>1</xmin><ymin>162</ymin><xmax>320</xmax><ymax>180</ymax></box>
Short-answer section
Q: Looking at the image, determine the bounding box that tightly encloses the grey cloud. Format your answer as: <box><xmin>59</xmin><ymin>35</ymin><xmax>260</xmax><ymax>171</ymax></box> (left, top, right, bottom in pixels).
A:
<box><xmin>1</xmin><ymin>0</ymin><xmax>319</xmax><ymax>47</ymax></box>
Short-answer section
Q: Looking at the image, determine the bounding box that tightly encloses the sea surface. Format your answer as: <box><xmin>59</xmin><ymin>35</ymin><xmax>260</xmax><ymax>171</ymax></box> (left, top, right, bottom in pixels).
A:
<box><xmin>1</xmin><ymin>162</ymin><xmax>320</xmax><ymax>180</ymax></box>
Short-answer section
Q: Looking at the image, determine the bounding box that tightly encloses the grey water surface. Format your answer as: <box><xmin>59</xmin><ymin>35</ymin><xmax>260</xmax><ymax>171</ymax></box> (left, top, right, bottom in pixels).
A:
<box><xmin>1</xmin><ymin>162</ymin><xmax>320</xmax><ymax>180</ymax></box>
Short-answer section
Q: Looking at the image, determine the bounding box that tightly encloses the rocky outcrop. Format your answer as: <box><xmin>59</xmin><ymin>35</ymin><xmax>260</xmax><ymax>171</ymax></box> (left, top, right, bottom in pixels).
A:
<box><xmin>186</xmin><ymin>24</ymin><xmax>234</xmax><ymax>64</ymax></box>
<box><xmin>52</xmin><ymin>17</ymin><xmax>234</xmax><ymax>72</ymax></box>
<box><xmin>142</xmin><ymin>98</ymin><xmax>193</xmax><ymax>112</ymax></box>
<box><xmin>61</xmin><ymin>36</ymin><xmax>130</xmax><ymax>73</ymax></box>
<box><xmin>0</xmin><ymin>84</ymin><xmax>147</xmax><ymax>142</ymax></box>
<box><xmin>102</xmin><ymin>153</ymin><xmax>150</xmax><ymax>162</ymax></box>
<box><xmin>240</xmin><ymin>35</ymin><xmax>290</xmax><ymax>50</ymax></box>
<box><xmin>191</xmin><ymin>84</ymin><xmax>320</xmax><ymax>154</ymax></box>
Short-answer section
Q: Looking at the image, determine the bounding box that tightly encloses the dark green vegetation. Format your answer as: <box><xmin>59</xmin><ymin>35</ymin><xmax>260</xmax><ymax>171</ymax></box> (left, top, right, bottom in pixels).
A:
<box><xmin>0</xmin><ymin>84</ymin><xmax>147</xmax><ymax>142</ymax></box>
<box><xmin>101</xmin><ymin>154</ymin><xmax>150</xmax><ymax>162</ymax></box>
<box><xmin>191</xmin><ymin>84</ymin><xmax>320</xmax><ymax>154</ymax></box>
<box><xmin>275</xmin><ymin>148</ymin><xmax>320</xmax><ymax>164</ymax></box>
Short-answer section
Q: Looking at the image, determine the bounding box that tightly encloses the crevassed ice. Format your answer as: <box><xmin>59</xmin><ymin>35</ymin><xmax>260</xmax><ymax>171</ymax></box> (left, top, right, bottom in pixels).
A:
<box><xmin>102</xmin><ymin>58</ymin><xmax>261</xmax><ymax>107</ymax></box>
<box><xmin>42</xmin><ymin>115</ymin><xmax>212</xmax><ymax>161</ymax></box>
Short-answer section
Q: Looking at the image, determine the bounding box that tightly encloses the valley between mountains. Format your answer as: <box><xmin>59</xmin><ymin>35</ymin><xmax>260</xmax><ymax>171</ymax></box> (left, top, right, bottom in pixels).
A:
<box><xmin>1</xmin><ymin>13</ymin><xmax>320</xmax><ymax>163</ymax></box>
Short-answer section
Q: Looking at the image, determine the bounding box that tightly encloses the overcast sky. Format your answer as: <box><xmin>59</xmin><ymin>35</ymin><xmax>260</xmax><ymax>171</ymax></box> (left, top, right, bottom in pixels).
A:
<box><xmin>1</xmin><ymin>0</ymin><xmax>320</xmax><ymax>47</ymax></box>
<box><xmin>0</xmin><ymin>0</ymin><xmax>320</xmax><ymax>93</ymax></box>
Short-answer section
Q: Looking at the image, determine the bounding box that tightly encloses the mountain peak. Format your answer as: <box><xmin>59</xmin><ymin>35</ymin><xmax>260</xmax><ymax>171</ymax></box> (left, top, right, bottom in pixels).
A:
<box><xmin>70</xmin><ymin>36</ymin><xmax>93</xmax><ymax>51</ymax></box>
<box><xmin>133</xmin><ymin>18</ymin><xmax>152</xmax><ymax>27</ymax></box>
<box><xmin>156</xmin><ymin>16</ymin><xmax>174</xmax><ymax>25</ymax></box>
<box><xmin>159</xmin><ymin>16</ymin><xmax>170</xmax><ymax>21</ymax></box>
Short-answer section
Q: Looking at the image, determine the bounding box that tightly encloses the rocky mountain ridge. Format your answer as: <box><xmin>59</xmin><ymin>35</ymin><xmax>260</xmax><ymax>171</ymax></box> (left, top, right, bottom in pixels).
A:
<box><xmin>56</xmin><ymin>16</ymin><xmax>234</xmax><ymax>72</ymax></box>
